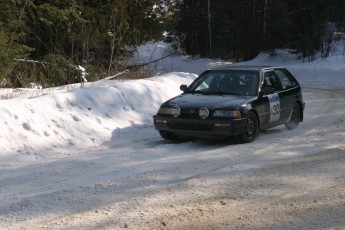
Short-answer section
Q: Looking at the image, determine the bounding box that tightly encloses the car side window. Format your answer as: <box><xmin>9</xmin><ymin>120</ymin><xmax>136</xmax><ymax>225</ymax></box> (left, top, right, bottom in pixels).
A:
<box><xmin>263</xmin><ymin>71</ymin><xmax>282</xmax><ymax>92</ymax></box>
<box><xmin>274</xmin><ymin>69</ymin><xmax>297</xmax><ymax>90</ymax></box>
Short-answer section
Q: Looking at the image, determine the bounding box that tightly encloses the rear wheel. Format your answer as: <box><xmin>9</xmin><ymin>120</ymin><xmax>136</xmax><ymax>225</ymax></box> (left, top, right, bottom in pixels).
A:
<box><xmin>285</xmin><ymin>103</ymin><xmax>300</xmax><ymax>130</ymax></box>
<box><xmin>159</xmin><ymin>131</ymin><xmax>179</xmax><ymax>140</ymax></box>
<box><xmin>239</xmin><ymin>112</ymin><xmax>258</xmax><ymax>143</ymax></box>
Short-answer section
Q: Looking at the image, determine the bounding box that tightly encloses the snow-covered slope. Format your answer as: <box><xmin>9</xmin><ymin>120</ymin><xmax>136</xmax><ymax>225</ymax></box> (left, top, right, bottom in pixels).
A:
<box><xmin>0</xmin><ymin>73</ymin><xmax>196</xmax><ymax>160</ymax></box>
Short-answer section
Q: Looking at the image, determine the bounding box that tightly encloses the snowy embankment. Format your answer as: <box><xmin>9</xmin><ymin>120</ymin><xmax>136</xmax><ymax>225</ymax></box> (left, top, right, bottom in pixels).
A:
<box><xmin>0</xmin><ymin>72</ymin><xmax>196</xmax><ymax>160</ymax></box>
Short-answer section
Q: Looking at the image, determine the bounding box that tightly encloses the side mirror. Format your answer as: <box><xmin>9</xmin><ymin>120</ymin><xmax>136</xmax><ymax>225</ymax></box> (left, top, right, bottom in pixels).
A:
<box><xmin>180</xmin><ymin>84</ymin><xmax>188</xmax><ymax>92</ymax></box>
<box><xmin>261</xmin><ymin>87</ymin><xmax>275</xmax><ymax>96</ymax></box>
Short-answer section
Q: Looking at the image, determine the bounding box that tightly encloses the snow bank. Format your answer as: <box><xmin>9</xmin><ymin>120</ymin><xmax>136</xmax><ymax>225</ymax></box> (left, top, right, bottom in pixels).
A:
<box><xmin>0</xmin><ymin>72</ymin><xmax>196</xmax><ymax>159</ymax></box>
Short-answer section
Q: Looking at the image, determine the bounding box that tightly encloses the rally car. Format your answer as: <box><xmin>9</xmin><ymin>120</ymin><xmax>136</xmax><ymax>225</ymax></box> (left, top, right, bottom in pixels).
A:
<box><xmin>153</xmin><ymin>66</ymin><xmax>305</xmax><ymax>143</ymax></box>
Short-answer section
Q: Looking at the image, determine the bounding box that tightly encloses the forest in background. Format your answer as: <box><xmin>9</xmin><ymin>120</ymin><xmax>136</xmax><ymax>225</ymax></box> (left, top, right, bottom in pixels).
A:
<box><xmin>1</xmin><ymin>0</ymin><xmax>345</xmax><ymax>88</ymax></box>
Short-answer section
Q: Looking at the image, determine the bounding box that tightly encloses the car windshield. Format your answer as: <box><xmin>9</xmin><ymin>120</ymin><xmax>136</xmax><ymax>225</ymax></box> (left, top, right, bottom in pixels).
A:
<box><xmin>186</xmin><ymin>69</ymin><xmax>260</xmax><ymax>96</ymax></box>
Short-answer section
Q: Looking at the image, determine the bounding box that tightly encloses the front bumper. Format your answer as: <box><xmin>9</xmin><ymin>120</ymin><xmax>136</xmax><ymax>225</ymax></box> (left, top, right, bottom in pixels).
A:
<box><xmin>153</xmin><ymin>115</ymin><xmax>247</xmax><ymax>138</ymax></box>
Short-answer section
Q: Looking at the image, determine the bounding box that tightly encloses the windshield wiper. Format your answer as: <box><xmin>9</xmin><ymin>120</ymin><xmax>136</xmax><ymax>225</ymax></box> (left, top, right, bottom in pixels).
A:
<box><xmin>188</xmin><ymin>90</ymin><xmax>212</xmax><ymax>95</ymax></box>
<box><xmin>188</xmin><ymin>90</ymin><xmax>242</xmax><ymax>96</ymax></box>
<box><xmin>209</xmin><ymin>91</ymin><xmax>241</xmax><ymax>96</ymax></box>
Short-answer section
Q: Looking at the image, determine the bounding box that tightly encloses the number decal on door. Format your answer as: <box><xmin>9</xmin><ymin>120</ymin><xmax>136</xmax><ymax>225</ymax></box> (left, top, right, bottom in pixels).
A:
<box><xmin>268</xmin><ymin>93</ymin><xmax>280</xmax><ymax>123</ymax></box>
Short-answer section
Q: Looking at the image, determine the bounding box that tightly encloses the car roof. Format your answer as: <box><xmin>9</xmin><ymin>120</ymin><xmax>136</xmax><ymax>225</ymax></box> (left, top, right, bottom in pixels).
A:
<box><xmin>209</xmin><ymin>65</ymin><xmax>283</xmax><ymax>72</ymax></box>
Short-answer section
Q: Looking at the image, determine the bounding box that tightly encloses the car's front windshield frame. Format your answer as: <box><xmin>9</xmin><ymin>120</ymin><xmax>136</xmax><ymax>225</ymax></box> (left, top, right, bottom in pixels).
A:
<box><xmin>186</xmin><ymin>69</ymin><xmax>260</xmax><ymax>96</ymax></box>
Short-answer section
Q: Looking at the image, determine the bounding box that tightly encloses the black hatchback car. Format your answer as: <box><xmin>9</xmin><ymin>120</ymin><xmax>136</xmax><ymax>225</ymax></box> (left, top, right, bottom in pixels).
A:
<box><xmin>153</xmin><ymin>66</ymin><xmax>305</xmax><ymax>143</ymax></box>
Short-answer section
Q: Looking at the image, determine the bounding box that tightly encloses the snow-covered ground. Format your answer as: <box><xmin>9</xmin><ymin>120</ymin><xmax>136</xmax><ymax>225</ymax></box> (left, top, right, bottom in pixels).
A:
<box><xmin>1</xmin><ymin>43</ymin><xmax>345</xmax><ymax>229</ymax></box>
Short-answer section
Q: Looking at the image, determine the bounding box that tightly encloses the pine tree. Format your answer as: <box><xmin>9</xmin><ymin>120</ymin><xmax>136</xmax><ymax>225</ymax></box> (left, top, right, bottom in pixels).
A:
<box><xmin>0</xmin><ymin>0</ymin><xmax>30</xmax><ymax>84</ymax></box>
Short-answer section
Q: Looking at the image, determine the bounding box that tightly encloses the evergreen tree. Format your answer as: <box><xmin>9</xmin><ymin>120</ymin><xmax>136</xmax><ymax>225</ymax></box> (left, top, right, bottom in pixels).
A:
<box><xmin>3</xmin><ymin>0</ymin><xmax>175</xmax><ymax>87</ymax></box>
<box><xmin>0</xmin><ymin>0</ymin><xmax>30</xmax><ymax>84</ymax></box>
<box><xmin>3</xmin><ymin>0</ymin><xmax>343</xmax><ymax>88</ymax></box>
<box><xmin>175</xmin><ymin>0</ymin><xmax>209</xmax><ymax>56</ymax></box>
<box><xmin>175</xmin><ymin>0</ymin><xmax>342</xmax><ymax>61</ymax></box>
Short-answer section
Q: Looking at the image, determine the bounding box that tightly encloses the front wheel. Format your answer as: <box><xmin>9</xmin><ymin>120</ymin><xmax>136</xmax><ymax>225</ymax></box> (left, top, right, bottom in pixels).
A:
<box><xmin>159</xmin><ymin>131</ymin><xmax>179</xmax><ymax>140</ymax></box>
<box><xmin>239</xmin><ymin>112</ymin><xmax>258</xmax><ymax>143</ymax></box>
<box><xmin>285</xmin><ymin>103</ymin><xmax>301</xmax><ymax>130</ymax></box>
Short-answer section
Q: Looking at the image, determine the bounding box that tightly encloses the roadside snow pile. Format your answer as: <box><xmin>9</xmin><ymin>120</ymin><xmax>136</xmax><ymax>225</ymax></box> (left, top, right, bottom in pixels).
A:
<box><xmin>0</xmin><ymin>72</ymin><xmax>196</xmax><ymax>159</ymax></box>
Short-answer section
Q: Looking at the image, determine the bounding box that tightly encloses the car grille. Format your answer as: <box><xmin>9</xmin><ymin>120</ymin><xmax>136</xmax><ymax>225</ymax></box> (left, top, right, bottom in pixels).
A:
<box><xmin>180</xmin><ymin>109</ymin><xmax>200</xmax><ymax>118</ymax></box>
<box><xmin>168</xmin><ymin>123</ymin><xmax>214</xmax><ymax>131</ymax></box>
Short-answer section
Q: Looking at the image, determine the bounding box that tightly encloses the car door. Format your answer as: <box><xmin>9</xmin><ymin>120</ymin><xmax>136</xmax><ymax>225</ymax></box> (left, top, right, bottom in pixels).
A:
<box><xmin>274</xmin><ymin>68</ymin><xmax>300</xmax><ymax>122</ymax></box>
<box><xmin>259</xmin><ymin>70</ymin><xmax>286</xmax><ymax>128</ymax></box>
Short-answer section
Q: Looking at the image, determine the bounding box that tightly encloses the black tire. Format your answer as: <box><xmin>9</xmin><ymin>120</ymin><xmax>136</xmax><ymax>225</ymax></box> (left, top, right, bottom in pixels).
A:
<box><xmin>239</xmin><ymin>111</ymin><xmax>258</xmax><ymax>143</ymax></box>
<box><xmin>285</xmin><ymin>103</ymin><xmax>300</xmax><ymax>130</ymax></box>
<box><xmin>159</xmin><ymin>131</ymin><xmax>179</xmax><ymax>140</ymax></box>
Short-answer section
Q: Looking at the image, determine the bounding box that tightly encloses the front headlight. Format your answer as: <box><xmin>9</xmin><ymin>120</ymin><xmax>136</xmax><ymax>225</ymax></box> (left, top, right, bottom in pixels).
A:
<box><xmin>158</xmin><ymin>107</ymin><xmax>171</xmax><ymax>115</ymax></box>
<box><xmin>158</xmin><ymin>106</ymin><xmax>181</xmax><ymax>117</ymax></box>
<box><xmin>213</xmin><ymin>110</ymin><xmax>242</xmax><ymax>118</ymax></box>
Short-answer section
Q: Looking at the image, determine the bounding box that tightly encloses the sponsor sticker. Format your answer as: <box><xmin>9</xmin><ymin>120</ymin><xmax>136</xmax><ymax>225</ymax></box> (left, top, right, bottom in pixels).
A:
<box><xmin>268</xmin><ymin>93</ymin><xmax>280</xmax><ymax>123</ymax></box>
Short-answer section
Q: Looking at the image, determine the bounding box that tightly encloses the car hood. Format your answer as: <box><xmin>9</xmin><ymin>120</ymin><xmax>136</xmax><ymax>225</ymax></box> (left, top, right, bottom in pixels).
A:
<box><xmin>162</xmin><ymin>93</ymin><xmax>255</xmax><ymax>110</ymax></box>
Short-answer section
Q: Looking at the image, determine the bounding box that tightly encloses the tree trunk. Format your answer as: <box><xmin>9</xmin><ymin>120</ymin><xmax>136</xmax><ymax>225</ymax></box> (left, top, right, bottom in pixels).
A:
<box><xmin>207</xmin><ymin>0</ymin><xmax>212</xmax><ymax>57</ymax></box>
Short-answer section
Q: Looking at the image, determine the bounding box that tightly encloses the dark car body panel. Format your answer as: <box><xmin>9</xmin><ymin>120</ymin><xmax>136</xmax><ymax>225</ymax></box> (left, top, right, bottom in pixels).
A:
<box><xmin>162</xmin><ymin>94</ymin><xmax>252</xmax><ymax>111</ymax></box>
<box><xmin>153</xmin><ymin>66</ymin><xmax>305</xmax><ymax>140</ymax></box>
<box><xmin>154</xmin><ymin>94</ymin><xmax>253</xmax><ymax>138</ymax></box>
<box><xmin>154</xmin><ymin>115</ymin><xmax>247</xmax><ymax>137</ymax></box>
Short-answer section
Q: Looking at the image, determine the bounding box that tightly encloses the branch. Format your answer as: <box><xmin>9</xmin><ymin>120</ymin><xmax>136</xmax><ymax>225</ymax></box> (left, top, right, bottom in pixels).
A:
<box><xmin>127</xmin><ymin>51</ymin><xmax>177</xmax><ymax>69</ymax></box>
